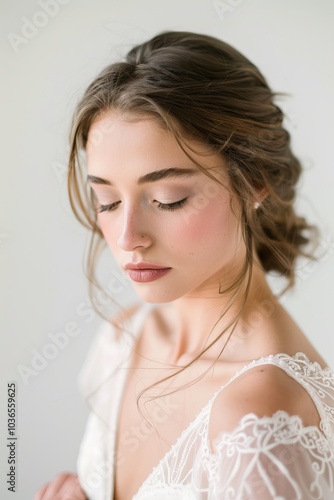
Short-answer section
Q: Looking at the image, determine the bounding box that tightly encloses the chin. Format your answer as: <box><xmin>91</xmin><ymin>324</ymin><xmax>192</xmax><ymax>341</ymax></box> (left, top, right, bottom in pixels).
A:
<box><xmin>133</xmin><ymin>287</ymin><xmax>184</xmax><ymax>304</ymax></box>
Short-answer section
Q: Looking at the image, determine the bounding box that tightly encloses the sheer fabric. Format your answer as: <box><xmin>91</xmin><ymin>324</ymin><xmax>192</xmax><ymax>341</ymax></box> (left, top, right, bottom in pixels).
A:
<box><xmin>77</xmin><ymin>303</ymin><xmax>334</xmax><ymax>499</ymax></box>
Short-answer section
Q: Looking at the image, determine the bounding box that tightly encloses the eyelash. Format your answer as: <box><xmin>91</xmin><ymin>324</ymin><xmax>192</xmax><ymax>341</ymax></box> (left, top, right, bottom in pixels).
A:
<box><xmin>95</xmin><ymin>201</ymin><xmax>120</xmax><ymax>213</ymax></box>
<box><xmin>95</xmin><ymin>198</ymin><xmax>188</xmax><ymax>214</ymax></box>
<box><xmin>156</xmin><ymin>198</ymin><xmax>188</xmax><ymax>212</ymax></box>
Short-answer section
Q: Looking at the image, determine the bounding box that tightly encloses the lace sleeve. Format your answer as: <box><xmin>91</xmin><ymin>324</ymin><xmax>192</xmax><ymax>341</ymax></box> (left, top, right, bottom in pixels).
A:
<box><xmin>198</xmin><ymin>410</ymin><xmax>334</xmax><ymax>499</ymax></box>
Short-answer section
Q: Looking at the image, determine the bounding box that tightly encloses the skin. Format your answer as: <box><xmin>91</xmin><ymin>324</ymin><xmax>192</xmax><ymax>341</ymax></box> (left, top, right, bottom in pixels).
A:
<box><xmin>85</xmin><ymin>110</ymin><xmax>272</xmax><ymax>361</ymax></box>
<box><xmin>34</xmin><ymin>472</ymin><xmax>86</xmax><ymax>499</ymax></box>
<box><xmin>35</xmin><ymin>110</ymin><xmax>328</xmax><ymax>499</ymax></box>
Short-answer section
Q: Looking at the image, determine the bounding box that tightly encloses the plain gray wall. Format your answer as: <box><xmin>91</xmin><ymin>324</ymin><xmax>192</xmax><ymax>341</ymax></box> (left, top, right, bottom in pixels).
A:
<box><xmin>1</xmin><ymin>0</ymin><xmax>334</xmax><ymax>498</ymax></box>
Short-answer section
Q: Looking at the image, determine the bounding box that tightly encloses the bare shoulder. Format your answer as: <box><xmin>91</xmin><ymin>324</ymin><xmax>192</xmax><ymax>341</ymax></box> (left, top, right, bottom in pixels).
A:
<box><xmin>208</xmin><ymin>363</ymin><xmax>321</xmax><ymax>444</ymax></box>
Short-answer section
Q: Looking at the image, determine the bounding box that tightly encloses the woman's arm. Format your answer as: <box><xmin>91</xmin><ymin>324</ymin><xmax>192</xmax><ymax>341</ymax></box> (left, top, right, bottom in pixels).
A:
<box><xmin>203</xmin><ymin>363</ymin><xmax>333</xmax><ymax>498</ymax></box>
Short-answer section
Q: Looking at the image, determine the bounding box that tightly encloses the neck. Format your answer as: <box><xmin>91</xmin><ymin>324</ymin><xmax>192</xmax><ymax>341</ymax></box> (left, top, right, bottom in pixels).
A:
<box><xmin>157</xmin><ymin>263</ymin><xmax>278</xmax><ymax>365</ymax></box>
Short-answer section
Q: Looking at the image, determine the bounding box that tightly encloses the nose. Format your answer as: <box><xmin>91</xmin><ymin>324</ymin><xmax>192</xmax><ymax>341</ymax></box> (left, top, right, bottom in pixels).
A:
<box><xmin>116</xmin><ymin>205</ymin><xmax>152</xmax><ymax>251</ymax></box>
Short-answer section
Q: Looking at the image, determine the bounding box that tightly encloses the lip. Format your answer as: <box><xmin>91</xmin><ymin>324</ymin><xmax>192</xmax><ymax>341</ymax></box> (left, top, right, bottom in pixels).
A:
<box><xmin>124</xmin><ymin>262</ymin><xmax>171</xmax><ymax>270</ymax></box>
<box><xmin>124</xmin><ymin>262</ymin><xmax>172</xmax><ymax>282</ymax></box>
<box><xmin>126</xmin><ymin>268</ymin><xmax>172</xmax><ymax>283</ymax></box>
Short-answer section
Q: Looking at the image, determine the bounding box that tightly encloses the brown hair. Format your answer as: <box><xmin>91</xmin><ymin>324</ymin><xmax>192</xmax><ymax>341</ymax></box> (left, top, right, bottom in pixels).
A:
<box><xmin>67</xmin><ymin>31</ymin><xmax>319</xmax><ymax>405</ymax></box>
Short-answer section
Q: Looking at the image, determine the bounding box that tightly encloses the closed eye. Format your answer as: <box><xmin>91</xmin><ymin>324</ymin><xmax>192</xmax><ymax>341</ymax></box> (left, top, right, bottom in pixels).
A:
<box><xmin>95</xmin><ymin>201</ymin><xmax>121</xmax><ymax>213</ymax></box>
<box><xmin>96</xmin><ymin>198</ymin><xmax>188</xmax><ymax>213</ymax></box>
<box><xmin>156</xmin><ymin>198</ymin><xmax>188</xmax><ymax>211</ymax></box>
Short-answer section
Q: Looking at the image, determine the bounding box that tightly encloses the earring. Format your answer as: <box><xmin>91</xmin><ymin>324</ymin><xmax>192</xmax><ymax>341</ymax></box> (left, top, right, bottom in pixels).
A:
<box><xmin>254</xmin><ymin>202</ymin><xmax>260</xmax><ymax>210</ymax></box>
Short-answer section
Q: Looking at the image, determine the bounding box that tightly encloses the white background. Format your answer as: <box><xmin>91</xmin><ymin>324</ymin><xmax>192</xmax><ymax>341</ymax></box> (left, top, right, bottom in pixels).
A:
<box><xmin>1</xmin><ymin>0</ymin><xmax>334</xmax><ymax>498</ymax></box>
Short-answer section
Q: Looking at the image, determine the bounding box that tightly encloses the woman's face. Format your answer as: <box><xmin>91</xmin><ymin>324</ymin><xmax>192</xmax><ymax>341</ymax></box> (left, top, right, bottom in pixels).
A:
<box><xmin>86</xmin><ymin>111</ymin><xmax>245</xmax><ymax>303</ymax></box>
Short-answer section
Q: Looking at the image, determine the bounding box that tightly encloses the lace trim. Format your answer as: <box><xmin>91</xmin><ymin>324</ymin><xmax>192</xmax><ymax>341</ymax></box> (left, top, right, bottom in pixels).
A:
<box><xmin>134</xmin><ymin>352</ymin><xmax>334</xmax><ymax>498</ymax></box>
<box><xmin>264</xmin><ymin>353</ymin><xmax>334</xmax><ymax>447</ymax></box>
<box><xmin>136</xmin><ymin>410</ymin><xmax>334</xmax><ymax>498</ymax></box>
<box><xmin>204</xmin><ymin>411</ymin><xmax>334</xmax><ymax>498</ymax></box>
<box><xmin>207</xmin><ymin>410</ymin><xmax>334</xmax><ymax>471</ymax></box>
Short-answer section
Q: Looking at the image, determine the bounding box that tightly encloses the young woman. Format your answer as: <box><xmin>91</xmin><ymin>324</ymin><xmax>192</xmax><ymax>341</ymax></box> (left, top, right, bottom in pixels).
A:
<box><xmin>35</xmin><ymin>31</ymin><xmax>334</xmax><ymax>499</ymax></box>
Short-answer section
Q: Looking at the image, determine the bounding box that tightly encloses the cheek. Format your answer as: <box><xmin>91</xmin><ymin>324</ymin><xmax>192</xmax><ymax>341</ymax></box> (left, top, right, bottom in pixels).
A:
<box><xmin>174</xmin><ymin>197</ymin><xmax>235</xmax><ymax>247</ymax></box>
<box><xmin>98</xmin><ymin>217</ymin><xmax>117</xmax><ymax>247</ymax></box>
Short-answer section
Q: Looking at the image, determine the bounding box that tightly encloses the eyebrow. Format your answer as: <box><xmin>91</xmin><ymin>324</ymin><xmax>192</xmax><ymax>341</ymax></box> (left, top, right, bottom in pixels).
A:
<box><xmin>87</xmin><ymin>167</ymin><xmax>200</xmax><ymax>186</ymax></box>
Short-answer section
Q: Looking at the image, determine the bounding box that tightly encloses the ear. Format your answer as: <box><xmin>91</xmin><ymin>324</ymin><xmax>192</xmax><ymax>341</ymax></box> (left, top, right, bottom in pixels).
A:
<box><xmin>254</xmin><ymin>187</ymin><xmax>269</xmax><ymax>206</ymax></box>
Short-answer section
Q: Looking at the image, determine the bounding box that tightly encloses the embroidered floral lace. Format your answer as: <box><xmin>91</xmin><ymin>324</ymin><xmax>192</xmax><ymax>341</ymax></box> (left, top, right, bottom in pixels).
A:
<box><xmin>77</xmin><ymin>304</ymin><xmax>334</xmax><ymax>499</ymax></box>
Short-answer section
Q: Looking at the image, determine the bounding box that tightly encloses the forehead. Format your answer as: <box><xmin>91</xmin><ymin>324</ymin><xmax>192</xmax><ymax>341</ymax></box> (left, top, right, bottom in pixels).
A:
<box><xmin>87</xmin><ymin>111</ymin><xmax>174</xmax><ymax>158</ymax></box>
<box><xmin>86</xmin><ymin>110</ymin><xmax>229</xmax><ymax>186</ymax></box>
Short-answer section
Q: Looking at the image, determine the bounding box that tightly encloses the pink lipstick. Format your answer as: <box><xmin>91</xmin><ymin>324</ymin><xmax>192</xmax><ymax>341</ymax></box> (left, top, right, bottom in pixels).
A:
<box><xmin>124</xmin><ymin>262</ymin><xmax>172</xmax><ymax>283</ymax></box>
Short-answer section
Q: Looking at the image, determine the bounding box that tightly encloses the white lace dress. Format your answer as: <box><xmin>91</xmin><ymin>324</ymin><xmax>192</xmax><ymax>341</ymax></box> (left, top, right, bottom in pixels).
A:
<box><xmin>77</xmin><ymin>303</ymin><xmax>334</xmax><ymax>499</ymax></box>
